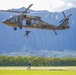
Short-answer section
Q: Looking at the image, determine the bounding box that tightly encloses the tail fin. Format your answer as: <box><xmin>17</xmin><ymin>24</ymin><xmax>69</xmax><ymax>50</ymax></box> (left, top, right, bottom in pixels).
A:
<box><xmin>58</xmin><ymin>20</ymin><xmax>70</xmax><ymax>30</ymax></box>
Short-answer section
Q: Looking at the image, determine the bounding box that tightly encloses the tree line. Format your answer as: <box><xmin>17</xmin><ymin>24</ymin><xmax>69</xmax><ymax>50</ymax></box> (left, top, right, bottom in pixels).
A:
<box><xmin>0</xmin><ymin>55</ymin><xmax>76</xmax><ymax>66</ymax></box>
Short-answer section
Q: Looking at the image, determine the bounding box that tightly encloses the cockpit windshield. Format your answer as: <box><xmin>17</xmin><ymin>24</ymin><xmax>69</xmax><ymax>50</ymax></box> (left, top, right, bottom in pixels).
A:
<box><xmin>9</xmin><ymin>16</ymin><xmax>15</xmax><ymax>20</ymax></box>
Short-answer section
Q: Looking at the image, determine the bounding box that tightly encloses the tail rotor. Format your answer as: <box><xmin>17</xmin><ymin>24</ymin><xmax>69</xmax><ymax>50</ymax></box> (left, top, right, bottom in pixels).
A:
<box><xmin>59</xmin><ymin>11</ymin><xmax>72</xmax><ymax>25</ymax></box>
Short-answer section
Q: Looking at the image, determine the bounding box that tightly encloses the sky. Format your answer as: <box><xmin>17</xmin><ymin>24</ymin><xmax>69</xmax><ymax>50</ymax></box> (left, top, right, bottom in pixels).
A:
<box><xmin>0</xmin><ymin>0</ymin><xmax>76</xmax><ymax>12</ymax></box>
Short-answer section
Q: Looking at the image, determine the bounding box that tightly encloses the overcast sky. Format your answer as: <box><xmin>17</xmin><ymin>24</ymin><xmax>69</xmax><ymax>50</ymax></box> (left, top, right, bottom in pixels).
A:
<box><xmin>0</xmin><ymin>0</ymin><xmax>76</xmax><ymax>12</ymax></box>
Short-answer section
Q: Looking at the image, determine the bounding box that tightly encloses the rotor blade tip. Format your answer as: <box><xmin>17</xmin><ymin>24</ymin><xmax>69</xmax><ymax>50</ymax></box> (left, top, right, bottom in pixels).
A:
<box><xmin>30</xmin><ymin>4</ymin><xmax>33</xmax><ymax>6</ymax></box>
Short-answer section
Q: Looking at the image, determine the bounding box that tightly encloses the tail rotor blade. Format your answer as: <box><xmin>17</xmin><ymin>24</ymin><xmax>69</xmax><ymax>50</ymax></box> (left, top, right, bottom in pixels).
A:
<box><xmin>59</xmin><ymin>11</ymin><xmax>72</xmax><ymax>26</ymax></box>
<box><xmin>63</xmin><ymin>12</ymin><xmax>66</xmax><ymax>18</ymax></box>
<box><xmin>60</xmin><ymin>19</ymin><xmax>65</xmax><ymax>23</ymax></box>
<box><xmin>67</xmin><ymin>14</ymin><xmax>72</xmax><ymax>17</ymax></box>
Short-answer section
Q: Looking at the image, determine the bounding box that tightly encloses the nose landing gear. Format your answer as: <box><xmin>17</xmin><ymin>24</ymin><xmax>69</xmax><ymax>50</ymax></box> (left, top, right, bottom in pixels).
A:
<box><xmin>13</xmin><ymin>26</ymin><xmax>17</xmax><ymax>30</ymax></box>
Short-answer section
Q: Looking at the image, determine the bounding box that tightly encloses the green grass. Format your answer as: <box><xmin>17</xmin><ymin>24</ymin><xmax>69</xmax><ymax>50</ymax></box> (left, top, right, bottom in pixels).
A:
<box><xmin>0</xmin><ymin>67</ymin><xmax>76</xmax><ymax>75</ymax></box>
<box><xmin>0</xmin><ymin>70</ymin><xmax>76</xmax><ymax>75</ymax></box>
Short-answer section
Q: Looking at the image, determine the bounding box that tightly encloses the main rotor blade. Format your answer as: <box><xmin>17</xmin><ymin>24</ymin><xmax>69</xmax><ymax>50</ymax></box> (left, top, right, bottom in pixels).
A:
<box><xmin>0</xmin><ymin>10</ymin><xmax>49</xmax><ymax>14</ymax></box>
<box><xmin>67</xmin><ymin>14</ymin><xmax>72</xmax><ymax>17</ymax></box>
<box><xmin>63</xmin><ymin>12</ymin><xmax>66</xmax><ymax>18</ymax></box>
<box><xmin>0</xmin><ymin>10</ymin><xmax>22</xmax><ymax>13</ymax></box>
<box><xmin>0</xmin><ymin>4</ymin><xmax>33</xmax><ymax>14</ymax></box>
<box><xmin>28</xmin><ymin>12</ymin><xmax>49</xmax><ymax>13</ymax></box>
<box><xmin>22</xmin><ymin>4</ymin><xmax>33</xmax><ymax>13</ymax></box>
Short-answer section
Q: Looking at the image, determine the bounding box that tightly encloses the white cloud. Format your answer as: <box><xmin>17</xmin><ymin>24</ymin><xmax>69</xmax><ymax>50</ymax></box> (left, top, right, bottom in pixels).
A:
<box><xmin>67</xmin><ymin>3</ymin><xmax>73</xmax><ymax>7</ymax></box>
<box><xmin>49</xmin><ymin>0</ymin><xmax>76</xmax><ymax>12</ymax></box>
<box><xmin>50</xmin><ymin>0</ymin><xmax>65</xmax><ymax>8</ymax></box>
<box><xmin>0</xmin><ymin>0</ymin><xmax>76</xmax><ymax>12</ymax></box>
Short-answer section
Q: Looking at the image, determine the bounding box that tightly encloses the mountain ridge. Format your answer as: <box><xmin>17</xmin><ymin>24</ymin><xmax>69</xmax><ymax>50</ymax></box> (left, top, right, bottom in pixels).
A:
<box><xmin>0</xmin><ymin>7</ymin><xmax>76</xmax><ymax>57</ymax></box>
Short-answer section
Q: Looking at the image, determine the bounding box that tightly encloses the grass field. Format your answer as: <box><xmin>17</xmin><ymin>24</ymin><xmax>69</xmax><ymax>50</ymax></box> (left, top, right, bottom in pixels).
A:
<box><xmin>0</xmin><ymin>66</ymin><xmax>76</xmax><ymax>75</ymax></box>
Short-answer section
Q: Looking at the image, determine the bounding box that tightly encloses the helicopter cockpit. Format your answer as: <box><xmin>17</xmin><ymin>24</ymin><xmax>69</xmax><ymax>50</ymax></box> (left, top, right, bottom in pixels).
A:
<box><xmin>8</xmin><ymin>16</ymin><xmax>16</xmax><ymax>23</ymax></box>
<box><xmin>10</xmin><ymin>16</ymin><xmax>15</xmax><ymax>20</ymax></box>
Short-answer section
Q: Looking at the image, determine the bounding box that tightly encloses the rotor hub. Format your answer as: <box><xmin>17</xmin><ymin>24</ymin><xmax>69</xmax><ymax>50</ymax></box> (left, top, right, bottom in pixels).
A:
<box><xmin>65</xmin><ymin>18</ymin><xmax>69</xmax><ymax>21</ymax></box>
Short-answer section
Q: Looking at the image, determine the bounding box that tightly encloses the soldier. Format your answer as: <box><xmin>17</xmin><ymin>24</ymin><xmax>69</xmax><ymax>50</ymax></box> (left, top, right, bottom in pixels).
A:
<box><xmin>24</xmin><ymin>31</ymin><xmax>31</xmax><ymax>38</ymax></box>
<box><xmin>27</xmin><ymin>62</ymin><xmax>31</xmax><ymax>70</ymax></box>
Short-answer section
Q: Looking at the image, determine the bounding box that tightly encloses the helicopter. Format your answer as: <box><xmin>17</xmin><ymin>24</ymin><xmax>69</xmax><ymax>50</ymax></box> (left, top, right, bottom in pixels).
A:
<box><xmin>0</xmin><ymin>4</ymin><xmax>72</xmax><ymax>35</ymax></box>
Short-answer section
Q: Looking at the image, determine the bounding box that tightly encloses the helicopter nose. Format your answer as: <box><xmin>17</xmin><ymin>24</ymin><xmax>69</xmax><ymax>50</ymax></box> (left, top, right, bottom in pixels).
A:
<box><xmin>2</xmin><ymin>20</ymin><xmax>7</xmax><ymax>24</ymax></box>
<box><xmin>2</xmin><ymin>19</ymin><xmax>10</xmax><ymax>24</ymax></box>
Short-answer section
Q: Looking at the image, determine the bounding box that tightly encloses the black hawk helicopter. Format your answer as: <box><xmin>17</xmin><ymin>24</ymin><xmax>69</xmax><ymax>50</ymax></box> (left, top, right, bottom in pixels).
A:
<box><xmin>0</xmin><ymin>4</ymin><xmax>72</xmax><ymax>36</ymax></box>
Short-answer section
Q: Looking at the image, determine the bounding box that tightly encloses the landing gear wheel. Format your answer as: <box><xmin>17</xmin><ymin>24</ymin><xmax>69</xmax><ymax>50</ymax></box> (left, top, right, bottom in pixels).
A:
<box><xmin>19</xmin><ymin>25</ymin><xmax>22</xmax><ymax>29</ymax></box>
<box><xmin>13</xmin><ymin>27</ymin><xmax>17</xmax><ymax>30</ymax></box>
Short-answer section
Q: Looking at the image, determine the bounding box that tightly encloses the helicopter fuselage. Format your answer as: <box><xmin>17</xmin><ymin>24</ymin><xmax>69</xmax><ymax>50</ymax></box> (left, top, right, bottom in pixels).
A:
<box><xmin>2</xmin><ymin>14</ymin><xmax>70</xmax><ymax>30</ymax></box>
